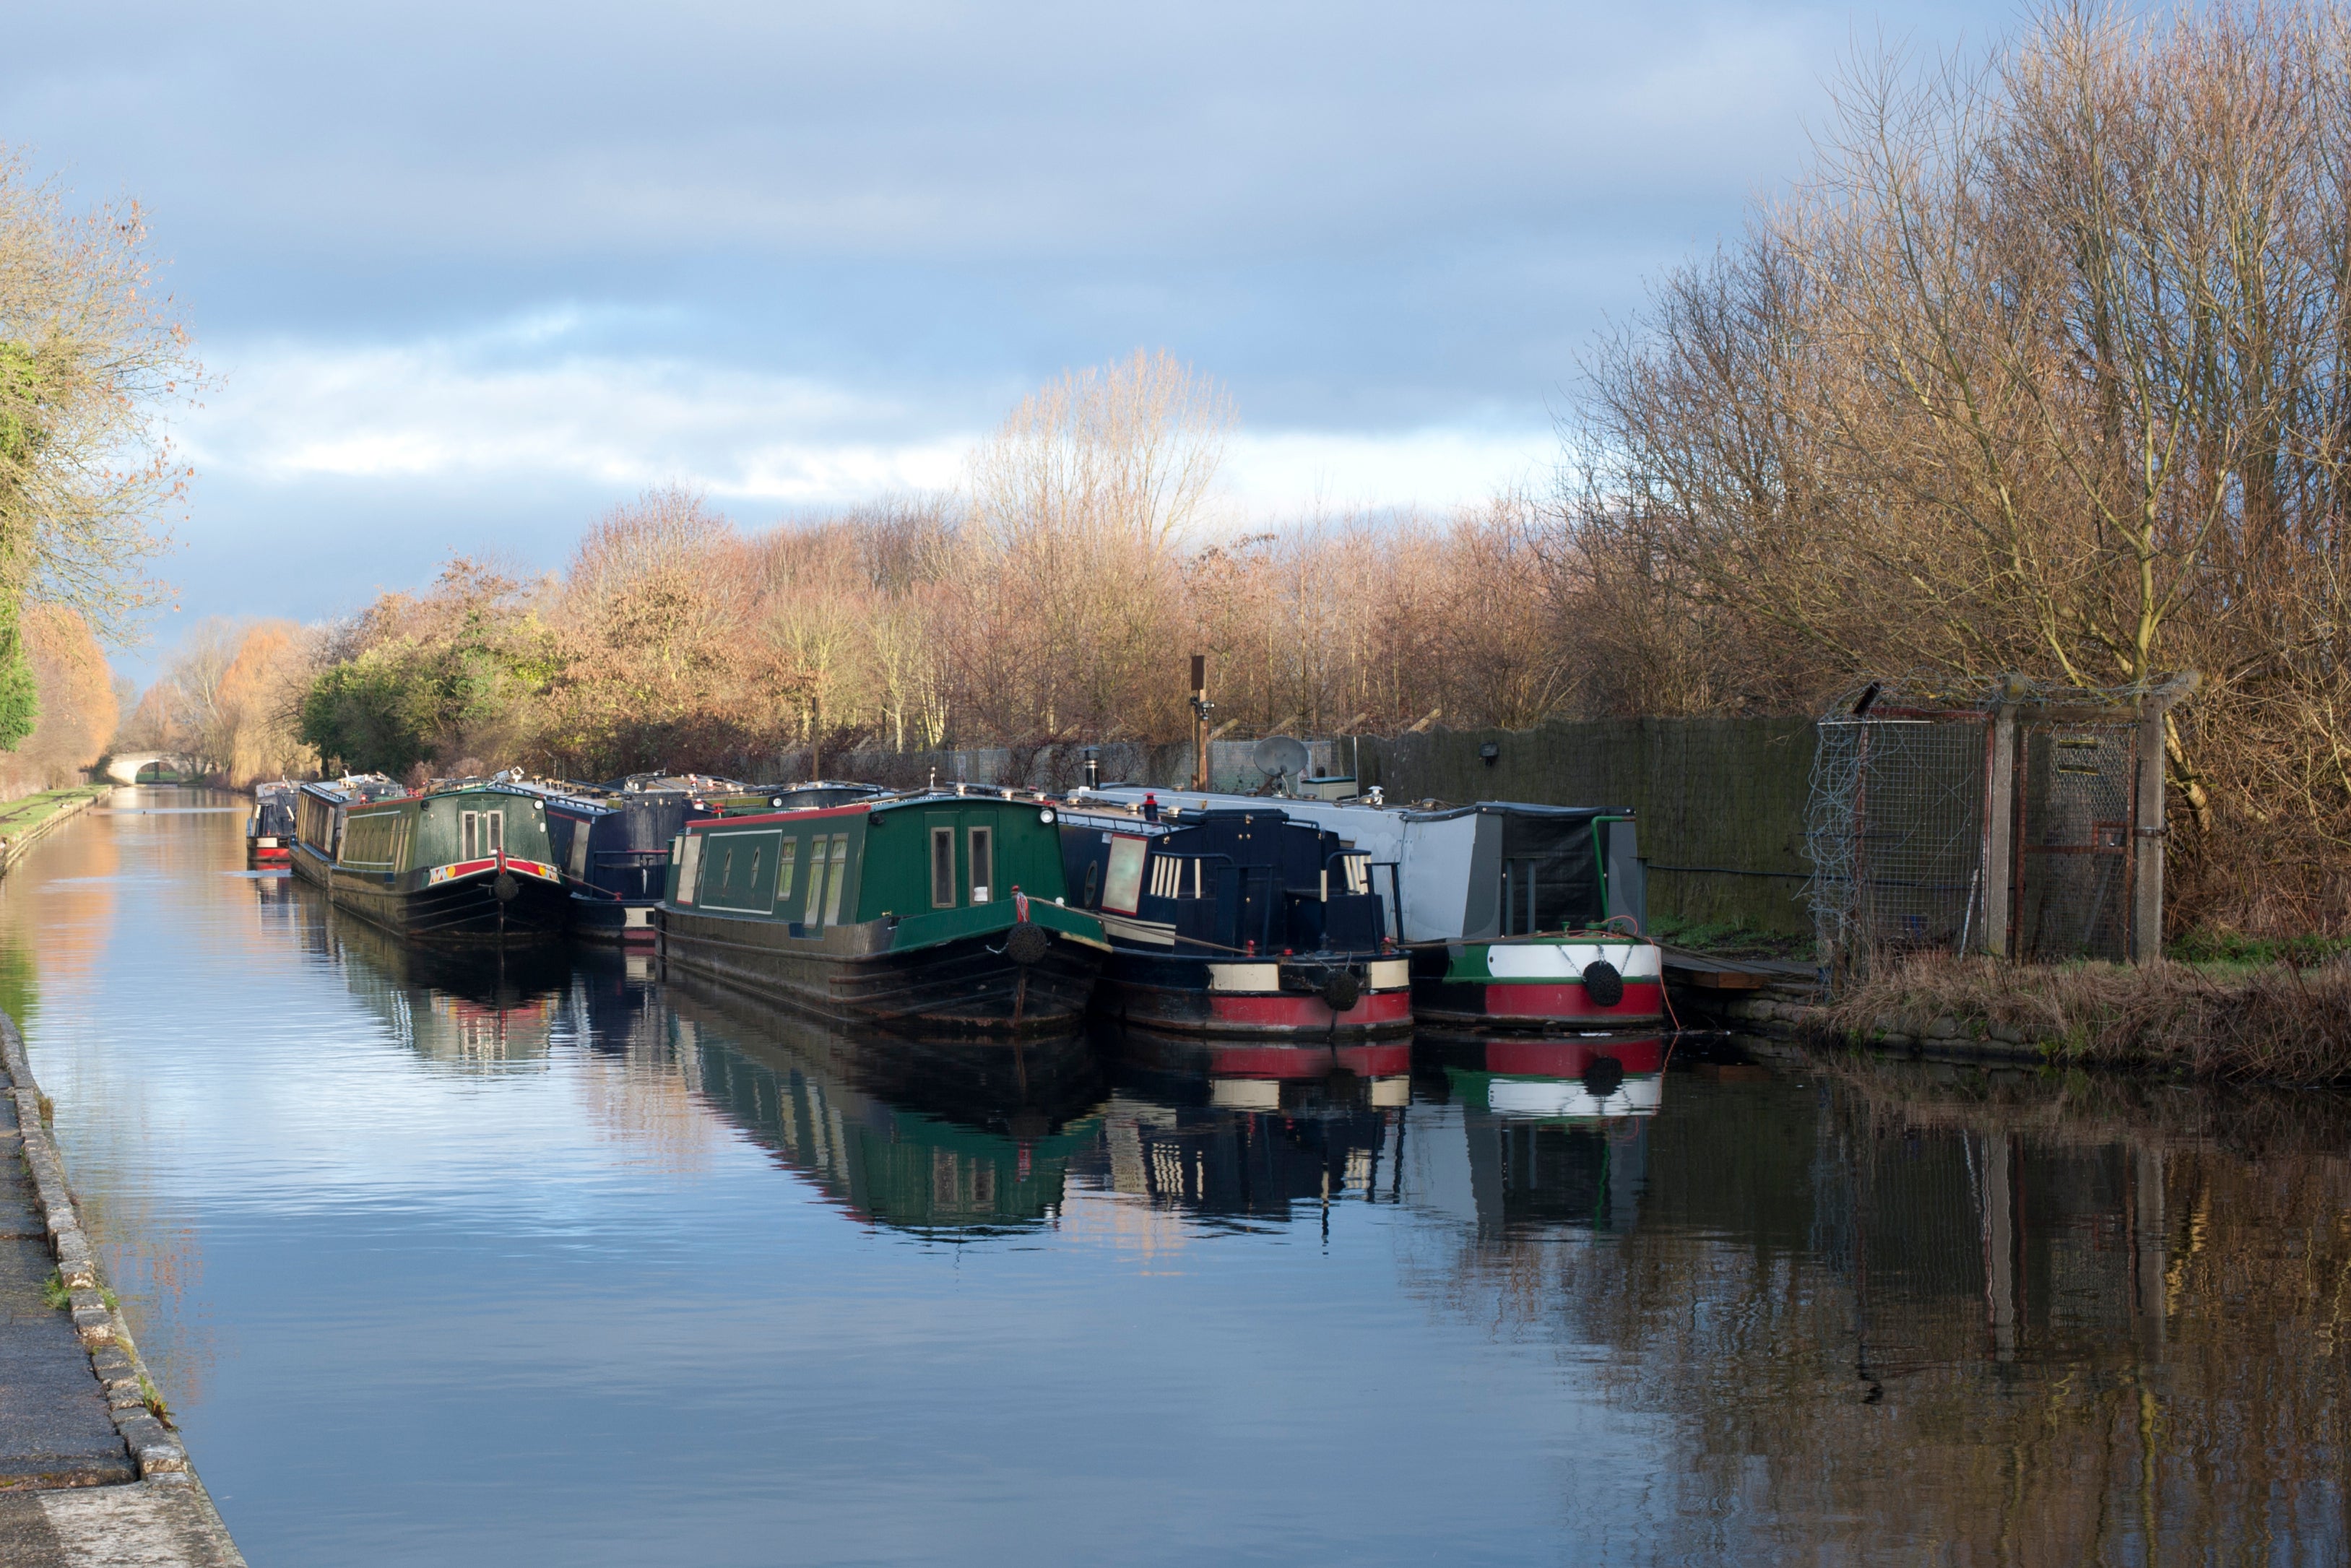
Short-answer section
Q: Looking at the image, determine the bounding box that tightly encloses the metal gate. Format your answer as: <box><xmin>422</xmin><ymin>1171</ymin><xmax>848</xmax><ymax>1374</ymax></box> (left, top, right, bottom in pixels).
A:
<box><xmin>2013</xmin><ymin>721</ymin><xmax>2137</xmax><ymax>961</ymax></box>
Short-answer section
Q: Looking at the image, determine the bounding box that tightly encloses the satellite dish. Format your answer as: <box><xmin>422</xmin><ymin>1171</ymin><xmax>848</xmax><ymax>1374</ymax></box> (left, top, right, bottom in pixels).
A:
<box><xmin>1252</xmin><ymin>735</ymin><xmax>1310</xmax><ymax>782</ymax></box>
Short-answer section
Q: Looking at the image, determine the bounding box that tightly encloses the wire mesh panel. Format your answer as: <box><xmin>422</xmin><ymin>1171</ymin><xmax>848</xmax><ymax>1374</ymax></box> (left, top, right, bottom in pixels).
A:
<box><xmin>1807</xmin><ymin>715</ymin><xmax>1988</xmax><ymax>971</ymax></box>
<box><xmin>2015</xmin><ymin>722</ymin><xmax>2136</xmax><ymax>961</ymax></box>
<box><xmin>1806</xmin><ymin>675</ymin><xmax>2189</xmax><ymax>974</ymax></box>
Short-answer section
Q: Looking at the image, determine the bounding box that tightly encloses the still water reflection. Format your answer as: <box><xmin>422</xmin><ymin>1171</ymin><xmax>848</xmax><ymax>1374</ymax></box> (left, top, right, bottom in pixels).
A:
<box><xmin>2</xmin><ymin>789</ymin><xmax>2344</xmax><ymax>1564</ymax></box>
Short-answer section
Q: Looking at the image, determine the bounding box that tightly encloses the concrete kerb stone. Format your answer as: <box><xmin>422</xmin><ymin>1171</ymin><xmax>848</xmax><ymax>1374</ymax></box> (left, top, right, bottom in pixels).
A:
<box><xmin>0</xmin><ymin>1013</ymin><xmax>209</xmax><ymax>1491</ymax></box>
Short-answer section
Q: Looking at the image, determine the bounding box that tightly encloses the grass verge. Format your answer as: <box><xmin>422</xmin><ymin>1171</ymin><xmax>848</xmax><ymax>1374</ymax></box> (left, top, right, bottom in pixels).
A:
<box><xmin>1820</xmin><ymin>953</ymin><xmax>2351</xmax><ymax>1084</ymax></box>
<box><xmin>1648</xmin><ymin>914</ymin><xmax>1815</xmax><ymax>962</ymax></box>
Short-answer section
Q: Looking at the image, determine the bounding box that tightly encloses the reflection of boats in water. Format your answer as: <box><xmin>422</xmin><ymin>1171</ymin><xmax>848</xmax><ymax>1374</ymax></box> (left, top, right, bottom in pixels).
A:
<box><xmin>1101</xmin><ymin>1022</ymin><xmax>1410</xmax><ymax>1112</ymax></box>
<box><xmin>1081</xmin><ymin>1023</ymin><xmax>1409</xmax><ymax>1216</ymax></box>
<box><xmin>319</xmin><ymin>898</ymin><xmax>571</xmax><ymax>1066</ymax></box>
<box><xmin>662</xmin><ymin>974</ymin><xmax>1107</xmax><ymax>1236</ymax></box>
<box><xmin>1409</xmin><ymin>1034</ymin><xmax>1658</xmax><ymax>1238</ymax></box>
<box><xmin>1425</xmin><ymin>1034</ymin><xmax>1667</xmax><ymax>1122</ymax></box>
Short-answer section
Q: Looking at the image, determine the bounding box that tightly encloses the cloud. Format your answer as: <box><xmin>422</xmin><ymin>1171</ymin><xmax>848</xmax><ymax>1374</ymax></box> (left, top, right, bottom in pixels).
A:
<box><xmin>181</xmin><ymin>316</ymin><xmax>1546</xmax><ymax>519</ymax></box>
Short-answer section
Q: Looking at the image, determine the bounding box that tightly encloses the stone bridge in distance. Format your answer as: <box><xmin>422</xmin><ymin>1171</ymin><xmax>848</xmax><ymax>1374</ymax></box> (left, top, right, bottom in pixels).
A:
<box><xmin>99</xmin><ymin>753</ymin><xmax>199</xmax><ymax>785</ymax></box>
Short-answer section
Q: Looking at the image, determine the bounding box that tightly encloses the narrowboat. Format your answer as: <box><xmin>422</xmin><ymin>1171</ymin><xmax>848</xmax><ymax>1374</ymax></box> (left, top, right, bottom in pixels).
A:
<box><xmin>290</xmin><ymin>774</ymin><xmax>407</xmax><ymax>886</ymax></box>
<box><xmin>247</xmin><ymin>781</ymin><xmax>298</xmax><ymax>869</ymax></box>
<box><xmin>321</xmin><ymin>779</ymin><xmax>571</xmax><ymax>944</ymax></box>
<box><xmin>657</xmin><ymin>788</ymin><xmax>1108</xmax><ymax>1034</ymax></box>
<box><xmin>1081</xmin><ymin>789</ymin><xmax>1663</xmax><ymax>1032</ymax></box>
<box><xmin>545</xmin><ymin>776</ymin><xmax>885</xmax><ymax>945</ymax></box>
<box><xmin>1054</xmin><ymin>801</ymin><xmax>1411</xmax><ymax>1038</ymax></box>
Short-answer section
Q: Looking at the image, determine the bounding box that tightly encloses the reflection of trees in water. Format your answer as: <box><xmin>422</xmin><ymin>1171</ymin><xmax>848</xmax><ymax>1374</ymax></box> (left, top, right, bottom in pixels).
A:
<box><xmin>549</xmin><ymin>950</ymin><xmax>716</xmax><ymax>1174</ymax></box>
<box><xmin>1406</xmin><ymin>1057</ymin><xmax>2351</xmax><ymax>1561</ymax></box>
<box><xmin>663</xmin><ymin>976</ymin><xmax>1107</xmax><ymax>1238</ymax></box>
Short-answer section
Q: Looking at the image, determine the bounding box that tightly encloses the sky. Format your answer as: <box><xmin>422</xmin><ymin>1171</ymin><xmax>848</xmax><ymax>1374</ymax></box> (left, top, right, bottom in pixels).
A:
<box><xmin>1</xmin><ymin>1</ymin><xmax>2019</xmax><ymax>681</ymax></box>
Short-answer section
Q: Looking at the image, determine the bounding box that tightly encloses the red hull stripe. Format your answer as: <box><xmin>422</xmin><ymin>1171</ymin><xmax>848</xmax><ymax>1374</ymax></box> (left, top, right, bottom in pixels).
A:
<box><xmin>1484</xmin><ymin>1037</ymin><xmax>1666</xmax><ymax>1076</ymax></box>
<box><xmin>438</xmin><ymin>857</ymin><xmax>558</xmax><ymax>881</ymax></box>
<box><xmin>1209</xmin><ymin>990</ymin><xmax>1413</xmax><ymax>1029</ymax></box>
<box><xmin>1205</xmin><ymin>1043</ymin><xmax>1411</xmax><ymax>1079</ymax></box>
<box><xmin>1481</xmin><ymin>982</ymin><xmax>1666</xmax><ymax>1021</ymax></box>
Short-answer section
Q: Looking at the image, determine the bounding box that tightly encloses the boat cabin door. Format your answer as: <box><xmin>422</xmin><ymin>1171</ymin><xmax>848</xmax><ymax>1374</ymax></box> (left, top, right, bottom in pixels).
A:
<box><xmin>925</xmin><ymin>809</ymin><xmax>999</xmax><ymax>909</ymax></box>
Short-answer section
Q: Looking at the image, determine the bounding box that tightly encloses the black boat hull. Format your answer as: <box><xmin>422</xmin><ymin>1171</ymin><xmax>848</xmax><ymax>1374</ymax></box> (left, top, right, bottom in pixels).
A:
<box><xmin>566</xmin><ymin>894</ymin><xmax>659</xmax><ymax>945</ymax></box>
<box><xmin>659</xmin><ymin>908</ymin><xmax>1101</xmax><ymax>1036</ymax></box>
<box><xmin>326</xmin><ymin>865</ymin><xmax>571</xmax><ymax>945</ymax></box>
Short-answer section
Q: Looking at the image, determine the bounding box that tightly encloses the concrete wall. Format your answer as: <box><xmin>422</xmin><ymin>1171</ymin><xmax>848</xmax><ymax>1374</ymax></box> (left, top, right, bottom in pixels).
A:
<box><xmin>1352</xmin><ymin>718</ymin><xmax>1819</xmax><ymax>934</ymax></box>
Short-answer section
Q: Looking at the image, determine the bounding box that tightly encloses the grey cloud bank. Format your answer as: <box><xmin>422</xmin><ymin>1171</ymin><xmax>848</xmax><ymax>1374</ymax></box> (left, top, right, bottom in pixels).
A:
<box><xmin>0</xmin><ymin>0</ymin><xmax>2014</xmax><ymax>670</ymax></box>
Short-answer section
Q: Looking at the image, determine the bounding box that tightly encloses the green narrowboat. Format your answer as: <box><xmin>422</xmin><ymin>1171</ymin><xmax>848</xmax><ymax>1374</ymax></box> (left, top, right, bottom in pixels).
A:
<box><xmin>326</xmin><ymin>781</ymin><xmax>570</xmax><ymax>944</ymax></box>
<box><xmin>657</xmin><ymin>789</ymin><xmax>1109</xmax><ymax>1034</ymax></box>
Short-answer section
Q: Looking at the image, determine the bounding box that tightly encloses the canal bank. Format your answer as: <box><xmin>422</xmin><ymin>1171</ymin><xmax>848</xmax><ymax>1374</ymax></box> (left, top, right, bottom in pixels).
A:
<box><xmin>1</xmin><ymin>1010</ymin><xmax>243</xmax><ymax>1564</ymax></box>
<box><xmin>0</xmin><ymin>789</ymin><xmax>107</xmax><ymax>879</ymax></box>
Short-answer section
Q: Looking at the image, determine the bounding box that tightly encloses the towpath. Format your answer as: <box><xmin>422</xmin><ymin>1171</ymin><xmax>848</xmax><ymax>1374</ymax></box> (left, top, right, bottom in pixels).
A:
<box><xmin>0</xmin><ymin>1025</ymin><xmax>243</xmax><ymax>1566</ymax></box>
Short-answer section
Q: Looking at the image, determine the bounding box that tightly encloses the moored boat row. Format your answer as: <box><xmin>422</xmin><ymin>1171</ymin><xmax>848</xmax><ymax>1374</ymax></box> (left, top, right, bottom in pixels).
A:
<box><xmin>268</xmin><ymin>761</ymin><xmax>1671</xmax><ymax>1044</ymax></box>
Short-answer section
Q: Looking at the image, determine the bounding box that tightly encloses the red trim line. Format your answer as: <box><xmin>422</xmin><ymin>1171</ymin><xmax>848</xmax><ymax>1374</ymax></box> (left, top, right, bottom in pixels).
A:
<box><xmin>436</xmin><ymin>857</ymin><xmax>558</xmax><ymax>881</ymax></box>
<box><xmin>696</xmin><ymin>803</ymin><xmax>872</xmax><ymax>828</ymax></box>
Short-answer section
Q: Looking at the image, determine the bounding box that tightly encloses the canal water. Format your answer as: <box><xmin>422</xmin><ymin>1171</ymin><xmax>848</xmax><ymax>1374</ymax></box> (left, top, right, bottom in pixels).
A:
<box><xmin>3</xmin><ymin>789</ymin><xmax>2345</xmax><ymax>1564</ymax></box>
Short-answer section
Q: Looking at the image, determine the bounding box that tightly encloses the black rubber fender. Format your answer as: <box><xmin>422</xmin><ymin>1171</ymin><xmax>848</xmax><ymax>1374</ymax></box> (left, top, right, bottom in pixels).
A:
<box><xmin>1320</xmin><ymin>969</ymin><xmax>1363</xmax><ymax>1013</ymax></box>
<box><xmin>1003</xmin><ymin>920</ymin><xmax>1052</xmax><ymax>966</ymax></box>
<box><xmin>1581</xmin><ymin>958</ymin><xmax>1624</xmax><ymax>1008</ymax></box>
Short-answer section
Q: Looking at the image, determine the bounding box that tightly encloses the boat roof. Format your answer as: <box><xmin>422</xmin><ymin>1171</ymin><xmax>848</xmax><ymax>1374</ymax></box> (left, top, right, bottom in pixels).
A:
<box><xmin>298</xmin><ymin>774</ymin><xmax>404</xmax><ymax>804</ymax></box>
<box><xmin>1074</xmin><ymin>787</ymin><xmax>1632</xmax><ymax>823</ymax></box>
<box><xmin>697</xmin><ymin>784</ymin><xmax>1062</xmax><ymax>830</ymax></box>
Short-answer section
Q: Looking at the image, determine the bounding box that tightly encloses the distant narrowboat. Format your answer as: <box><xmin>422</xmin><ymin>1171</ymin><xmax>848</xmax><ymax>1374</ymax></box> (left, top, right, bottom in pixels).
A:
<box><xmin>1083</xmin><ymin>789</ymin><xmax>1663</xmax><ymax>1033</ymax></box>
<box><xmin>1055</xmin><ymin>802</ymin><xmax>1411</xmax><ymax>1038</ymax></box>
<box><xmin>290</xmin><ymin>774</ymin><xmax>407</xmax><ymax>887</ymax></box>
<box><xmin>247</xmin><ymin>781</ymin><xmax>298</xmax><ymax>869</ymax></box>
<box><xmin>319</xmin><ymin>779</ymin><xmax>570</xmax><ymax>944</ymax></box>
<box><xmin>657</xmin><ymin>789</ymin><xmax>1108</xmax><ymax>1034</ymax></box>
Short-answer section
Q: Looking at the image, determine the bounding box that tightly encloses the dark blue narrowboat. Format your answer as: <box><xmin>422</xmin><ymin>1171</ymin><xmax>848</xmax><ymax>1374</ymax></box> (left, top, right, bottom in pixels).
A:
<box><xmin>1055</xmin><ymin>801</ymin><xmax>1410</xmax><ymax>1037</ymax></box>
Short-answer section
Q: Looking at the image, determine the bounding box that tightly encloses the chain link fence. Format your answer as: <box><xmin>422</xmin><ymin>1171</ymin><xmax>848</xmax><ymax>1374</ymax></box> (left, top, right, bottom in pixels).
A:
<box><xmin>1805</xmin><ymin>675</ymin><xmax>2191</xmax><ymax>978</ymax></box>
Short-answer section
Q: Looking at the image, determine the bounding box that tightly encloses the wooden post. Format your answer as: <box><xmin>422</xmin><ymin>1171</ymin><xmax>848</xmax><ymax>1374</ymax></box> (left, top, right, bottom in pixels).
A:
<box><xmin>1982</xmin><ymin>687</ymin><xmax>2021</xmax><ymax>958</ymax></box>
<box><xmin>1189</xmin><ymin>654</ymin><xmax>1211</xmax><ymax>790</ymax></box>
<box><xmin>2131</xmin><ymin>673</ymin><xmax>2199</xmax><ymax>963</ymax></box>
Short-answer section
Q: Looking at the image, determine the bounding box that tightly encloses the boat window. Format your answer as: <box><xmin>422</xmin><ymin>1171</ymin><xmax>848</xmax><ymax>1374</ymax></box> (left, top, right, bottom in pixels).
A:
<box><xmin>676</xmin><ymin>835</ymin><xmax>702</xmax><ymax>904</ymax></box>
<box><xmin>461</xmin><ymin>812</ymin><xmax>477</xmax><ymax>860</ymax></box>
<box><xmin>774</xmin><ymin>839</ymin><xmax>797</xmax><ymax>905</ymax></box>
<box><xmin>823</xmin><ymin>835</ymin><xmax>849</xmax><ymax>925</ymax></box>
<box><xmin>968</xmin><ymin>826</ymin><xmax>992</xmax><ymax>904</ymax></box>
<box><xmin>1102</xmin><ymin>835</ymin><xmax>1148</xmax><ymax>914</ymax></box>
<box><xmin>930</xmin><ymin>826</ymin><xmax>956</xmax><ymax>909</ymax></box>
<box><xmin>568</xmin><ymin>820</ymin><xmax>592</xmax><ymax>880</ymax></box>
<box><xmin>805</xmin><ymin>835</ymin><xmax>831</xmax><ymax>925</ymax></box>
<box><xmin>485</xmin><ymin>810</ymin><xmax>503</xmax><ymax>856</ymax></box>
<box><xmin>748</xmin><ymin>846</ymin><xmax>762</xmax><ymax>891</ymax></box>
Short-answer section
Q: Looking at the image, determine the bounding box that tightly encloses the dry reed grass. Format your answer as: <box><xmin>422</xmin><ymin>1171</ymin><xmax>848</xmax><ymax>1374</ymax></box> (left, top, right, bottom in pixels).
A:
<box><xmin>1819</xmin><ymin>954</ymin><xmax>2351</xmax><ymax>1085</ymax></box>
